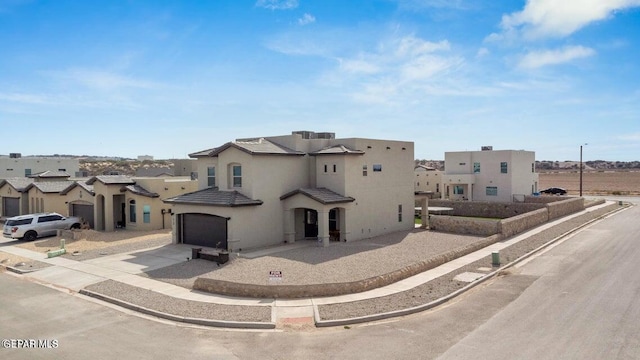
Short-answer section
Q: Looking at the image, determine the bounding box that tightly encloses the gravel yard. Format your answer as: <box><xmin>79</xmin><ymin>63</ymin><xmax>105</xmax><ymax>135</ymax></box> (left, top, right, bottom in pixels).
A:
<box><xmin>84</xmin><ymin>280</ymin><xmax>272</xmax><ymax>322</ymax></box>
<box><xmin>142</xmin><ymin>230</ymin><xmax>485</xmax><ymax>288</ymax></box>
<box><xmin>15</xmin><ymin>229</ymin><xmax>172</xmax><ymax>261</ymax></box>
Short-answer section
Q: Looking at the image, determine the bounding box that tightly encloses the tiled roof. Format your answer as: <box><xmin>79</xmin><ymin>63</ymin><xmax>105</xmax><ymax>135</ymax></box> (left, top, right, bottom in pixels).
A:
<box><xmin>25</xmin><ymin>181</ymin><xmax>76</xmax><ymax>193</ymax></box>
<box><xmin>309</xmin><ymin>145</ymin><xmax>364</xmax><ymax>156</ymax></box>
<box><xmin>28</xmin><ymin>170</ymin><xmax>70</xmax><ymax>179</ymax></box>
<box><xmin>164</xmin><ymin>187</ymin><xmax>263</xmax><ymax>207</ymax></box>
<box><xmin>189</xmin><ymin>138</ymin><xmax>305</xmax><ymax>158</ymax></box>
<box><xmin>121</xmin><ymin>184</ymin><xmax>159</xmax><ymax>198</ymax></box>
<box><xmin>86</xmin><ymin>175</ymin><xmax>136</xmax><ymax>185</ymax></box>
<box><xmin>60</xmin><ymin>181</ymin><xmax>95</xmax><ymax>195</ymax></box>
<box><xmin>280</xmin><ymin>187</ymin><xmax>355</xmax><ymax>204</ymax></box>
<box><xmin>0</xmin><ymin>178</ymin><xmax>34</xmax><ymax>192</ymax></box>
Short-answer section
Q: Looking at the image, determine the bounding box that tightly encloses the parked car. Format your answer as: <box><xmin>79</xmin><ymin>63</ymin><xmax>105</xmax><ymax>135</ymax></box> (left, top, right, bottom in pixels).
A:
<box><xmin>540</xmin><ymin>187</ymin><xmax>567</xmax><ymax>195</ymax></box>
<box><xmin>2</xmin><ymin>213</ymin><xmax>82</xmax><ymax>241</ymax></box>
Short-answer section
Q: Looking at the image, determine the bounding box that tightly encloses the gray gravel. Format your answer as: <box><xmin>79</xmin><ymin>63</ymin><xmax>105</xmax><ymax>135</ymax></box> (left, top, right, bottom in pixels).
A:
<box><xmin>84</xmin><ymin>279</ymin><xmax>272</xmax><ymax>322</ymax></box>
<box><xmin>144</xmin><ymin>231</ymin><xmax>484</xmax><ymax>287</ymax></box>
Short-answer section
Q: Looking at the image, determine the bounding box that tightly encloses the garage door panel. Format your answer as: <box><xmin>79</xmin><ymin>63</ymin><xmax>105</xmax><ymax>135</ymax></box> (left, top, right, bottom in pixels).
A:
<box><xmin>72</xmin><ymin>204</ymin><xmax>94</xmax><ymax>228</ymax></box>
<box><xmin>3</xmin><ymin>197</ymin><xmax>20</xmax><ymax>217</ymax></box>
<box><xmin>183</xmin><ymin>213</ymin><xmax>228</xmax><ymax>249</ymax></box>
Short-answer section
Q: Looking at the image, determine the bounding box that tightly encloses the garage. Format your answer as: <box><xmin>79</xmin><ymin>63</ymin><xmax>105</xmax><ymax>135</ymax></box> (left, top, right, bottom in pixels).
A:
<box><xmin>181</xmin><ymin>213</ymin><xmax>228</xmax><ymax>249</ymax></box>
<box><xmin>72</xmin><ymin>203</ymin><xmax>94</xmax><ymax>228</ymax></box>
<box><xmin>2</xmin><ymin>197</ymin><xmax>20</xmax><ymax>218</ymax></box>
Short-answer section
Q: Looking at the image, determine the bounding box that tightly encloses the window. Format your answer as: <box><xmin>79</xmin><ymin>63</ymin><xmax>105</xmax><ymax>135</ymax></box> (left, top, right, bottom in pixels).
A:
<box><xmin>329</xmin><ymin>209</ymin><xmax>338</xmax><ymax>231</ymax></box>
<box><xmin>143</xmin><ymin>205</ymin><xmax>151</xmax><ymax>223</ymax></box>
<box><xmin>58</xmin><ymin>168</ymin><xmax>66</xmax><ymax>172</ymax></box>
<box><xmin>500</xmin><ymin>162</ymin><xmax>508</xmax><ymax>174</ymax></box>
<box><xmin>532</xmin><ymin>163</ymin><xmax>535</xmax><ymax>173</ymax></box>
<box><xmin>324</xmin><ymin>164</ymin><xmax>328</xmax><ymax>173</ymax></box>
<box><xmin>459</xmin><ymin>162</ymin><xmax>466</xmax><ymax>166</ymax></box>
<box><xmin>373</xmin><ymin>164</ymin><xmax>382</xmax><ymax>172</ymax></box>
<box><xmin>474</xmin><ymin>162</ymin><xmax>480</xmax><ymax>173</ymax></box>
<box><xmin>333</xmin><ymin>164</ymin><xmax>337</xmax><ymax>173</ymax></box>
<box><xmin>398</xmin><ymin>204</ymin><xmax>403</xmax><ymax>222</ymax></box>
<box><xmin>436</xmin><ymin>183</ymin><xmax>440</xmax><ymax>192</ymax></box>
<box><xmin>6</xmin><ymin>168</ymin><xmax>13</xmax><ymax>171</ymax></box>
<box><xmin>232</xmin><ymin>165</ymin><xmax>242</xmax><ymax>187</ymax></box>
<box><xmin>454</xmin><ymin>185</ymin><xmax>464</xmax><ymax>195</ymax></box>
<box><xmin>24</xmin><ymin>168</ymin><xmax>31</xmax><ymax>176</ymax></box>
<box><xmin>486</xmin><ymin>186</ymin><xmax>498</xmax><ymax>196</ymax></box>
<box><xmin>207</xmin><ymin>167</ymin><xmax>216</xmax><ymax>187</ymax></box>
<box><xmin>129</xmin><ymin>200</ymin><xmax>137</xmax><ymax>223</ymax></box>
<box><xmin>362</xmin><ymin>165</ymin><xmax>368</xmax><ymax>176</ymax></box>
<box><xmin>38</xmin><ymin>215</ymin><xmax>63</xmax><ymax>223</ymax></box>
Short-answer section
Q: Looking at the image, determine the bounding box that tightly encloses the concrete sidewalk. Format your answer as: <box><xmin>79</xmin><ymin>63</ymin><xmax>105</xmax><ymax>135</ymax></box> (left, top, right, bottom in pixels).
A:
<box><xmin>0</xmin><ymin>200</ymin><xmax>622</xmax><ymax>329</ymax></box>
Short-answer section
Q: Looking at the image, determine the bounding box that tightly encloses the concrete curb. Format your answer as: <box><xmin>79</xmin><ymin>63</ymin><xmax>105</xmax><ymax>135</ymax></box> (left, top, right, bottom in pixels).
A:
<box><xmin>314</xmin><ymin>204</ymin><xmax>629</xmax><ymax>327</ymax></box>
<box><xmin>78</xmin><ymin>289</ymin><xmax>276</xmax><ymax>330</ymax></box>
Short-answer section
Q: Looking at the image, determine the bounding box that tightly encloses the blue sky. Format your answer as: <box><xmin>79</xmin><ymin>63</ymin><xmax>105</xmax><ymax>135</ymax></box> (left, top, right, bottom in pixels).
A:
<box><xmin>1</xmin><ymin>0</ymin><xmax>639</xmax><ymax>161</ymax></box>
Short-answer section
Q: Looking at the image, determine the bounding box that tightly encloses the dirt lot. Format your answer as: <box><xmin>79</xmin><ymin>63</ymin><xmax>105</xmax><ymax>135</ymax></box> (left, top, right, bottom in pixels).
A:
<box><xmin>15</xmin><ymin>229</ymin><xmax>172</xmax><ymax>255</ymax></box>
<box><xmin>539</xmin><ymin>170</ymin><xmax>640</xmax><ymax>195</ymax></box>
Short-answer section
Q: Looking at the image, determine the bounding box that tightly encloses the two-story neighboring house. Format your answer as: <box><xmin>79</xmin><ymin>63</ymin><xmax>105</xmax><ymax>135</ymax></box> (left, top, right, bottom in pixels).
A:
<box><xmin>164</xmin><ymin>131</ymin><xmax>415</xmax><ymax>251</ymax></box>
<box><xmin>414</xmin><ymin>165</ymin><xmax>442</xmax><ymax>198</ymax></box>
<box><xmin>442</xmin><ymin>147</ymin><xmax>538</xmax><ymax>202</ymax></box>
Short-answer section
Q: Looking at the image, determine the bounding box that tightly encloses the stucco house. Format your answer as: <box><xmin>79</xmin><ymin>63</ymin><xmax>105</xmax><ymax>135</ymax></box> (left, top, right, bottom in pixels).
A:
<box><xmin>1</xmin><ymin>174</ymin><xmax>197</xmax><ymax>232</ymax></box>
<box><xmin>0</xmin><ymin>178</ymin><xmax>33</xmax><ymax>218</ymax></box>
<box><xmin>442</xmin><ymin>147</ymin><xmax>538</xmax><ymax>202</ymax></box>
<box><xmin>414</xmin><ymin>164</ymin><xmax>442</xmax><ymax>198</ymax></box>
<box><xmin>164</xmin><ymin>131</ymin><xmax>415</xmax><ymax>251</ymax></box>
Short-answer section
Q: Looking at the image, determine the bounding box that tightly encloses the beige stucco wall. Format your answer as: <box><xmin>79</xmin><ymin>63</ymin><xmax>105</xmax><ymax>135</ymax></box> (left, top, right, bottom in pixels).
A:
<box><xmin>414</xmin><ymin>168</ymin><xmax>442</xmax><ymax>196</ymax></box>
<box><xmin>0</xmin><ymin>157</ymin><xmax>79</xmax><ymax>178</ymax></box>
<box><xmin>26</xmin><ymin>188</ymin><xmax>68</xmax><ymax>216</ymax></box>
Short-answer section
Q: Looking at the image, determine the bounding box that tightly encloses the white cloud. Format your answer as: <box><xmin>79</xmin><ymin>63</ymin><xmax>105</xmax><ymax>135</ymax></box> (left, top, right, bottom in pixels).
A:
<box><xmin>298</xmin><ymin>13</ymin><xmax>315</xmax><ymax>25</ymax></box>
<box><xmin>476</xmin><ymin>47</ymin><xmax>490</xmax><ymax>58</ymax></box>
<box><xmin>339</xmin><ymin>59</ymin><xmax>381</xmax><ymax>74</ymax></box>
<box><xmin>518</xmin><ymin>45</ymin><xmax>596</xmax><ymax>69</ymax></box>
<box><xmin>255</xmin><ymin>0</ymin><xmax>298</xmax><ymax>10</ymax></box>
<box><xmin>50</xmin><ymin>69</ymin><xmax>158</xmax><ymax>91</ymax></box>
<box><xmin>618</xmin><ymin>132</ymin><xmax>640</xmax><ymax>141</ymax></box>
<box><xmin>0</xmin><ymin>92</ymin><xmax>52</xmax><ymax>105</ymax></box>
<box><xmin>498</xmin><ymin>0</ymin><xmax>640</xmax><ymax>40</ymax></box>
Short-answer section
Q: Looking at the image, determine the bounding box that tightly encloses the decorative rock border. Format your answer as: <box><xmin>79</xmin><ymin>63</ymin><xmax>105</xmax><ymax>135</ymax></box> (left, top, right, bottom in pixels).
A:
<box><xmin>193</xmin><ymin>234</ymin><xmax>503</xmax><ymax>298</ymax></box>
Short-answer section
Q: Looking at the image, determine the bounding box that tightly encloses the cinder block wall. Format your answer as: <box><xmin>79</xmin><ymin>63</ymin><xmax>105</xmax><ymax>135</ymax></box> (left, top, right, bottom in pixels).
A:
<box><xmin>547</xmin><ymin>197</ymin><xmax>585</xmax><ymax>220</ymax></box>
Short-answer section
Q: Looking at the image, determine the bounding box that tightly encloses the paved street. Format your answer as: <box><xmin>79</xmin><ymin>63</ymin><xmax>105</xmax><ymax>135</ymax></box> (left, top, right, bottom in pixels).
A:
<box><xmin>0</xmin><ymin>197</ymin><xmax>638</xmax><ymax>360</ymax></box>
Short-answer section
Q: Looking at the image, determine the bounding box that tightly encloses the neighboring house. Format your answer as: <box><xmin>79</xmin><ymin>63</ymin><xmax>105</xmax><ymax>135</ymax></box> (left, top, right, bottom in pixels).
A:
<box><xmin>0</xmin><ymin>178</ymin><xmax>34</xmax><ymax>218</ymax></box>
<box><xmin>25</xmin><ymin>180</ymin><xmax>77</xmax><ymax>215</ymax></box>
<box><xmin>442</xmin><ymin>148</ymin><xmax>538</xmax><ymax>202</ymax></box>
<box><xmin>414</xmin><ymin>164</ymin><xmax>442</xmax><ymax>198</ymax></box>
<box><xmin>135</xmin><ymin>167</ymin><xmax>173</xmax><ymax>177</ymax></box>
<box><xmin>1</xmin><ymin>174</ymin><xmax>197</xmax><ymax>232</ymax></box>
<box><xmin>0</xmin><ymin>155</ymin><xmax>79</xmax><ymax>179</ymax></box>
<box><xmin>171</xmin><ymin>159</ymin><xmax>198</xmax><ymax>179</ymax></box>
<box><xmin>165</xmin><ymin>131</ymin><xmax>415</xmax><ymax>251</ymax></box>
<box><xmin>88</xmin><ymin>176</ymin><xmax>197</xmax><ymax>232</ymax></box>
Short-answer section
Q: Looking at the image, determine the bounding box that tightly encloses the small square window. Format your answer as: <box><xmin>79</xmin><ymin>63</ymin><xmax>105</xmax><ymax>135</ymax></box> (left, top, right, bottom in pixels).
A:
<box><xmin>373</xmin><ymin>164</ymin><xmax>382</xmax><ymax>172</ymax></box>
<box><xmin>486</xmin><ymin>186</ymin><xmax>498</xmax><ymax>196</ymax></box>
<box><xmin>333</xmin><ymin>164</ymin><xmax>337</xmax><ymax>173</ymax></box>
<box><xmin>363</xmin><ymin>165</ymin><xmax>368</xmax><ymax>176</ymax></box>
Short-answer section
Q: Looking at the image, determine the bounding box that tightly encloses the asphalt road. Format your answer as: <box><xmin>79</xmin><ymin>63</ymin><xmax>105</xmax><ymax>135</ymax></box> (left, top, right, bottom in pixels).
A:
<box><xmin>438</xmin><ymin>201</ymin><xmax>640</xmax><ymax>360</ymax></box>
<box><xmin>0</xmin><ymin>198</ymin><xmax>637</xmax><ymax>360</ymax></box>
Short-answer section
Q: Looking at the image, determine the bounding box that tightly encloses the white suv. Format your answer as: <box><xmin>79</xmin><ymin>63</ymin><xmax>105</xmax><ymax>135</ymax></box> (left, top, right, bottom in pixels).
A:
<box><xmin>3</xmin><ymin>213</ymin><xmax>82</xmax><ymax>241</ymax></box>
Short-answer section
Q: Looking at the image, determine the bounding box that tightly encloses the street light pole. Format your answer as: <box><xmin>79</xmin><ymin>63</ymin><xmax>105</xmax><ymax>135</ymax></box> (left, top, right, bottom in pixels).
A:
<box><xmin>579</xmin><ymin>145</ymin><xmax>583</xmax><ymax>197</ymax></box>
<box><xmin>579</xmin><ymin>143</ymin><xmax>587</xmax><ymax>197</ymax></box>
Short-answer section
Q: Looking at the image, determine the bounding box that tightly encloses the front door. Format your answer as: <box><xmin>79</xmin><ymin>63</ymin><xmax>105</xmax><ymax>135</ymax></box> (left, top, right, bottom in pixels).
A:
<box><xmin>304</xmin><ymin>209</ymin><xmax>318</xmax><ymax>238</ymax></box>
